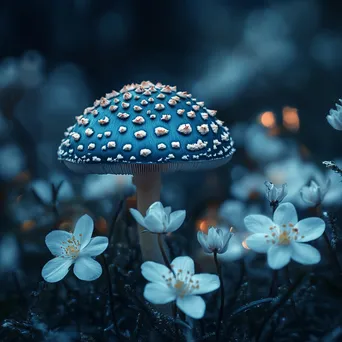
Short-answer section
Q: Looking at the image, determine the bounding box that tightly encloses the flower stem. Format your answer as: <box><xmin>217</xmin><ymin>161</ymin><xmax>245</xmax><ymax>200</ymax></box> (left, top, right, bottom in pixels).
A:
<box><xmin>318</xmin><ymin>206</ymin><xmax>342</xmax><ymax>277</ymax></box>
<box><xmin>214</xmin><ymin>252</ymin><xmax>224</xmax><ymax>342</ymax></box>
<box><xmin>157</xmin><ymin>233</ymin><xmax>175</xmax><ymax>276</ymax></box>
<box><xmin>256</xmin><ymin>271</ymin><xmax>307</xmax><ymax>342</ymax></box>
<box><xmin>172</xmin><ymin>302</ymin><xmax>180</xmax><ymax>342</ymax></box>
<box><xmin>323</xmin><ymin>231</ymin><xmax>342</xmax><ymax>276</ymax></box>
<box><xmin>268</xmin><ymin>270</ymin><xmax>278</xmax><ymax>297</ymax></box>
<box><xmin>101</xmin><ymin>254</ymin><xmax>121</xmax><ymax>340</ymax></box>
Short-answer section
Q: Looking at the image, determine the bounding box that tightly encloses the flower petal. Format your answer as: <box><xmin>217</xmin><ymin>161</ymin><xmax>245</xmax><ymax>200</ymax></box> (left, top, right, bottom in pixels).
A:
<box><xmin>45</xmin><ymin>230</ymin><xmax>72</xmax><ymax>256</ymax></box>
<box><xmin>129</xmin><ymin>208</ymin><xmax>147</xmax><ymax>228</ymax></box>
<box><xmin>267</xmin><ymin>245</ymin><xmax>292</xmax><ymax>269</ymax></box>
<box><xmin>146</xmin><ymin>202</ymin><xmax>165</xmax><ymax>219</ymax></box>
<box><xmin>171</xmin><ymin>256</ymin><xmax>194</xmax><ymax>275</ymax></box>
<box><xmin>73</xmin><ymin>214</ymin><xmax>94</xmax><ymax>249</ymax></box>
<box><xmin>81</xmin><ymin>236</ymin><xmax>108</xmax><ymax>257</ymax></box>
<box><xmin>144</xmin><ymin>213</ymin><xmax>164</xmax><ymax>233</ymax></box>
<box><xmin>42</xmin><ymin>257</ymin><xmax>73</xmax><ymax>283</ymax></box>
<box><xmin>176</xmin><ymin>295</ymin><xmax>206</xmax><ymax>319</ymax></box>
<box><xmin>296</xmin><ymin>218</ymin><xmax>325</xmax><ymax>242</ymax></box>
<box><xmin>244</xmin><ymin>215</ymin><xmax>274</xmax><ymax>233</ymax></box>
<box><xmin>191</xmin><ymin>274</ymin><xmax>220</xmax><ymax>295</ymax></box>
<box><xmin>245</xmin><ymin>233</ymin><xmax>271</xmax><ymax>253</ymax></box>
<box><xmin>164</xmin><ymin>206</ymin><xmax>172</xmax><ymax>216</ymax></box>
<box><xmin>197</xmin><ymin>231</ymin><xmax>211</xmax><ymax>253</ymax></box>
<box><xmin>167</xmin><ymin>210</ymin><xmax>186</xmax><ymax>233</ymax></box>
<box><xmin>143</xmin><ymin>283</ymin><xmax>176</xmax><ymax>304</ymax></box>
<box><xmin>141</xmin><ymin>261</ymin><xmax>171</xmax><ymax>285</ymax></box>
<box><xmin>291</xmin><ymin>243</ymin><xmax>321</xmax><ymax>265</ymax></box>
<box><xmin>73</xmin><ymin>257</ymin><xmax>102</xmax><ymax>281</ymax></box>
<box><xmin>273</xmin><ymin>203</ymin><xmax>298</xmax><ymax>226</ymax></box>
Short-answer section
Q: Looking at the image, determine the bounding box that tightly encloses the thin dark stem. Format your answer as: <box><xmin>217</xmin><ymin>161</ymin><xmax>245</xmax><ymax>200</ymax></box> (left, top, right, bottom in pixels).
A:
<box><xmin>323</xmin><ymin>231</ymin><xmax>342</xmax><ymax>276</ymax></box>
<box><xmin>109</xmin><ymin>199</ymin><xmax>124</xmax><ymax>243</ymax></box>
<box><xmin>284</xmin><ymin>265</ymin><xmax>298</xmax><ymax>317</ymax></box>
<box><xmin>317</xmin><ymin>206</ymin><xmax>342</xmax><ymax>277</ymax></box>
<box><xmin>256</xmin><ymin>271</ymin><xmax>307</xmax><ymax>342</ymax></box>
<box><xmin>157</xmin><ymin>233</ymin><xmax>175</xmax><ymax>276</ymax></box>
<box><xmin>172</xmin><ymin>302</ymin><xmax>180</xmax><ymax>342</ymax></box>
<box><xmin>101</xmin><ymin>254</ymin><xmax>121</xmax><ymax>340</ymax></box>
<box><xmin>268</xmin><ymin>270</ymin><xmax>278</xmax><ymax>297</ymax></box>
<box><xmin>214</xmin><ymin>252</ymin><xmax>224</xmax><ymax>342</ymax></box>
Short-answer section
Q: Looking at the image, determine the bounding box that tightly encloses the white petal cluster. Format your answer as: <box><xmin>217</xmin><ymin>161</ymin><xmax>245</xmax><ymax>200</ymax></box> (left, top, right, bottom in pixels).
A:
<box><xmin>300</xmin><ymin>179</ymin><xmax>330</xmax><ymax>206</ymax></box>
<box><xmin>141</xmin><ymin>256</ymin><xmax>219</xmax><ymax>319</ymax></box>
<box><xmin>327</xmin><ymin>100</ymin><xmax>342</xmax><ymax>131</ymax></box>
<box><xmin>197</xmin><ymin>227</ymin><xmax>233</xmax><ymax>254</ymax></box>
<box><xmin>42</xmin><ymin>215</ymin><xmax>108</xmax><ymax>282</ymax></box>
<box><xmin>129</xmin><ymin>201</ymin><xmax>186</xmax><ymax>234</ymax></box>
<box><xmin>244</xmin><ymin>203</ymin><xmax>325</xmax><ymax>270</ymax></box>
<box><xmin>264</xmin><ymin>181</ymin><xmax>287</xmax><ymax>204</ymax></box>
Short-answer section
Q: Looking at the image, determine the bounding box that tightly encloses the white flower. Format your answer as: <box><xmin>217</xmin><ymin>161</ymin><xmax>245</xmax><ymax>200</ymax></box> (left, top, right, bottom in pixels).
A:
<box><xmin>82</xmin><ymin>174</ymin><xmax>135</xmax><ymax>201</ymax></box>
<box><xmin>244</xmin><ymin>203</ymin><xmax>325</xmax><ymax>270</ymax></box>
<box><xmin>264</xmin><ymin>181</ymin><xmax>288</xmax><ymax>204</ymax></box>
<box><xmin>300</xmin><ymin>180</ymin><xmax>330</xmax><ymax>206</ymax></box>
<box><xmin>218</xmin><ymin>234</ymin><xmax>246</xmax><ymax>262</ymax></box>
<box><xmin>265</xmin><ymin>158</ymin><xmax>319</xmax><ymax>207</ymax></box>
<box><xmin>141</xmin><ymin>256</ymin><xmax>220</xmax><ymax>319</ymax></box>
<box><xmin>327</xmin><ymin>101</ymin><xmax>342</xmax><ymax>131</ymax></box>
<box><xmin>218</xmin><ymin>199</ymin><xmax>261</xmax><ymax>231</ymax></box>
<box><xmin>197</xmin><ymin>227</ymin><xmax>233</xmax><ymax>254</ymax></box>
<box><xmin>245</xmin><ymin>124</ymin><xmax>288</xmax><ymax>163</ymax></box>
<box><xmin>42</xmin><ymin>215</ymin><xmax>108</xmax><ymax>282</ymax></box>
<box><xmin>30</xmin><ymin>173</ymin><xmax>74</xmax><ymax>206</ymax></box>
<box><xmin>0</xmin><ymin>234</ymin><xmax>20</xmax><ymax>273</ymax></box>
<box><xmin>129</xmin><ymin>201</ymin><xmax>186</xmax><ymax>233</ymax></box>
<box><xmin>231</xmin><ymin>172</ymin><xmax>265</xmax><ymax>201</ymax></box>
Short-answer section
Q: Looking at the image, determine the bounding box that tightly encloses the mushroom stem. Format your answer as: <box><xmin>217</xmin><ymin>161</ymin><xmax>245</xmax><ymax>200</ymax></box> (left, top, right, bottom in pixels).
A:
<box><xmin>133</xmin><ymin>172</ymin><xmax>164</xmax><ymax>263</ymax></box>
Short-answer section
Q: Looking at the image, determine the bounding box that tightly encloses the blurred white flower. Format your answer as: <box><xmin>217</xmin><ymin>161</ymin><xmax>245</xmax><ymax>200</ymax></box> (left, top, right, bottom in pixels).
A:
<box><xmin>197</xmin><ymin>227</ymin><xmax>233</xmax><ymax>254</ymax></box>
<box><xmin>265</xmin><ymin>158</ymin><xmax>318</xmax><ymax>207</ymax></box>
<box><xmin>231</xmin><ymin>172</ymin><xmax>265</xmax><ymax>201</ymax></box>
<box><xmin>244</xmin><ymin>202</ymin><xmax>325</xmax><ymax>269</ymax></box>
<box><xmin>42</xmin><ymin>215</ymin><xmax>108</xmax><ymax>282</ymax></box>
<box><xmin>141</xmin><ymin>256</ymin><xmax>220</xmax><ymax>319</ymax></box>
<box><xmin>264</xmin><ymin>181</ymin><xmax>288</xmax><ymax>204</ymax></box>
<box><xmin>218</xmin><ymin>199</ymin><xmax>261</xmax><ymax>231</ymax></box>
<box><xmin>82</xmin><ymin>174</ymin><xmax>135</xmax><ymax>201</ymax></box>
<box><xmin>0</xmin><ymin>144</ymin><xmax>25</xmax><ymax>181</ymax></box>
<box><xmin>30</xmin><ymin>173</ymin><xmax>74</xmax><ymax>206</ymax></box>
<box><xmin>245</xmin><ymin>124</ymin><xmax>288</xmax><ymax>163</ymax></box>
<box><xmin>130</xmin><ymin>202</ymin><xmax>186</xmax><ymax>234</ymax></box>
<box><xmin>0</xmin><ymin>234</ymin><xmax>20</xmax><ymax>273</ymax></box>
<box><xmin>327</xmin><ymin>100</ymin><xmax>342</xmax><ymax>131</ymax></box>
<box><xmin>218</xmin><ymin>234</ymin><xmax>246</xmax><ymax>262</ymax></box>
<box><xmin>300</xmin><ymin>180</ymin><xmax>329</xmax><ymax>207</ymax></box>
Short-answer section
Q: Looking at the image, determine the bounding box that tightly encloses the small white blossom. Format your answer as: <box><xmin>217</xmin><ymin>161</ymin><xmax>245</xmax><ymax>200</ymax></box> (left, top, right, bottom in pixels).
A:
<box><xmin>264</xmin><ymin>181</ymin><xmax>288</xmax><ymax>204</ymax></box>
<box><xmin>129</xmin><ymin>201</ymin><xmax>186</xmax><ymax>233</ymax></box>
<box><xmin>244</xmin><ymin>203</ymin><xmax>325</xmax><ymax>270</ymax></box>
<box><xmin>327</xmin><ymin>100</ymin><xmax>342</xmax><ymax>131</ymax></box>
<box><xmin>141</xmin><ymin>256</ymin><xmax>220</xmax><ymax>319</ymax></box>
<box><xmin>42</xmin><ymin>215</ymin><xmax>108</xmax><ymax>282</ymax></box>
<box><xmin>197</xmin><ymin>227</ymin><xmax>233</xmax><ymax>254</ymax></box>
<box><xmin>300</xmin><ymin>180</ymin><xmax>330</xmax><ymax>206</ymax></box>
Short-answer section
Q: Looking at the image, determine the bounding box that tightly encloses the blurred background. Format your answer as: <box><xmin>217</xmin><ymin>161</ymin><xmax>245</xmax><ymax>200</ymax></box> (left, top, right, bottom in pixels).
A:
<box><xmin>1</xmin><ymin>0</ymin><xmax>342</xmax><ymax>339</ymax></box>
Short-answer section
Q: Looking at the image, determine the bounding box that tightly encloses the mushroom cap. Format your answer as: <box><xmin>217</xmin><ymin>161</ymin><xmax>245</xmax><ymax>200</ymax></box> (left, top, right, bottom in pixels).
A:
<box><xmin>58</xmin><ymin>81</ymin><xmax>235</xmax><ymax>174</ymax></box>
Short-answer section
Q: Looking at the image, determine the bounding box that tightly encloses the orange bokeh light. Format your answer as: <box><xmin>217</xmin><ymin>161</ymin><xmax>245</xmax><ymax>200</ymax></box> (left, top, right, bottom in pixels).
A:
<box><xmin>282</xmin><ymin>106</ymin><xmax>300</xmax><ymax>132</ymax></box>
<box><xmin>95</xmin><ymin>216</ymin><xmax>108</xmax><ymax>234</ymax></box>
<box><xmin>21</xmin><ymin>220</ymin><xmax>36</xmax><ymax>232</ymax></box>
<box><xmin>196</xmin><ymin>218</ymin><xmax>217</xmax><ymax>234</ymax></box>
<box><xmin>259</xmin><ymin>111</ymin><xmax>276</xmax><ymax>128</ymax></box>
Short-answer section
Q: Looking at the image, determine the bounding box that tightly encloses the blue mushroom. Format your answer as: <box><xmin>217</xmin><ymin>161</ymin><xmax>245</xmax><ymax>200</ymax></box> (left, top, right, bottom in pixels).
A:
<box><xmin>57</xmin><ymin>81</ymin><xmax>235</xmax><ymax>262</ymax></box>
